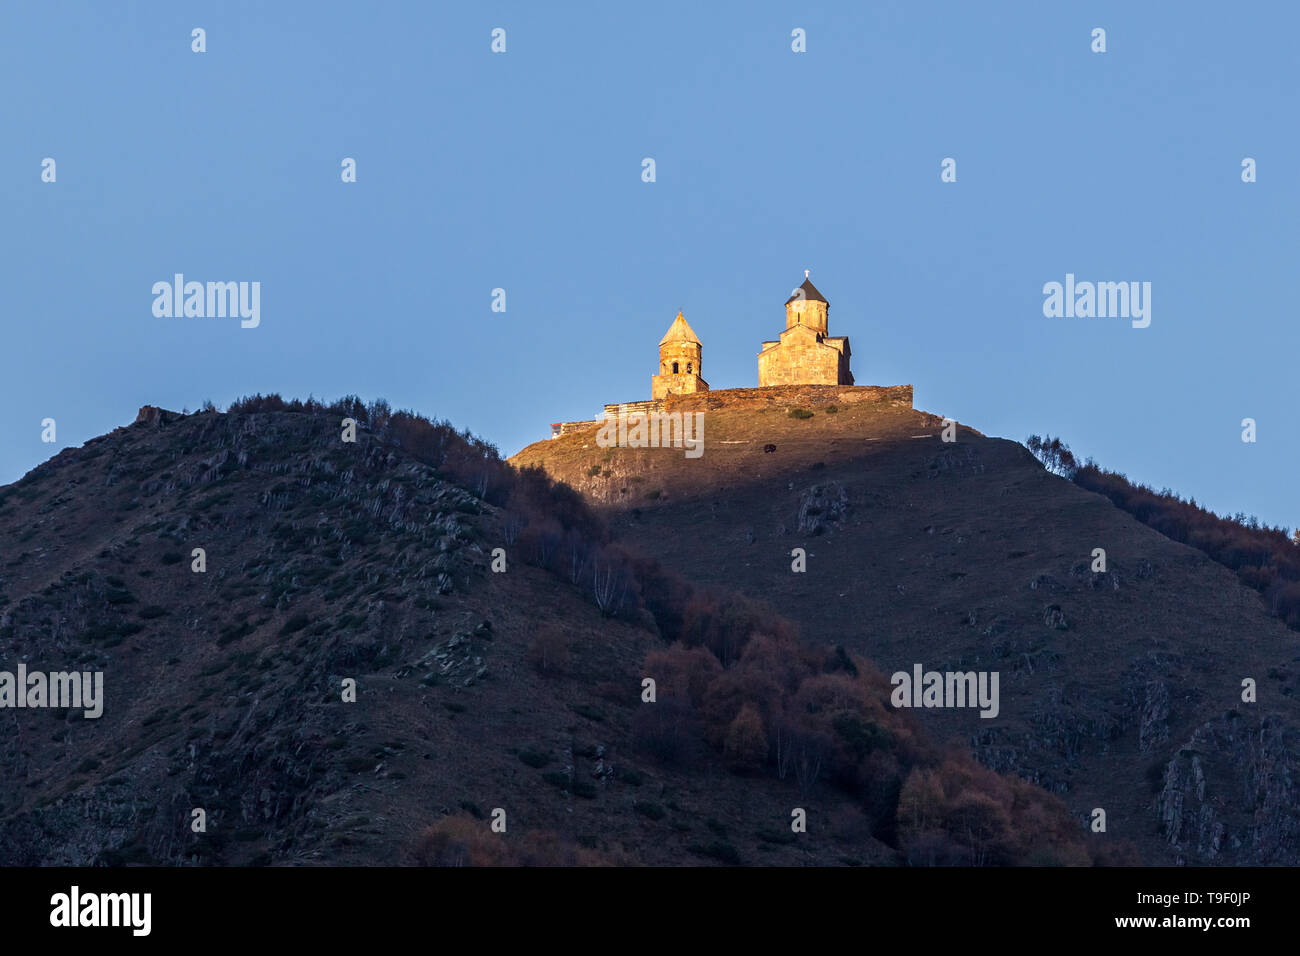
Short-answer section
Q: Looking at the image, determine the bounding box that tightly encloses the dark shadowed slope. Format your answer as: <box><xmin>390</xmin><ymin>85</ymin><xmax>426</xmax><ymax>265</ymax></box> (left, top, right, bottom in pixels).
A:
<box><xmin>1</xmin><ymin>404</ymin><xmax>1105</xmax><ymax>866</ymax></box>
<box><xmin>513</xmin><ymin>398</ymin><xmax>1300</xmax><ymax>865</ymax></box>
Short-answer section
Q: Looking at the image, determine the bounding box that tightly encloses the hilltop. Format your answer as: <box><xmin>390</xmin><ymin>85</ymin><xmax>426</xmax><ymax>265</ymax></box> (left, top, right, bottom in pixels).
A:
<box><xmin>512</xmin><ymin>389</ymin><xmax>1300</xmax><ymax>865</ymax></box>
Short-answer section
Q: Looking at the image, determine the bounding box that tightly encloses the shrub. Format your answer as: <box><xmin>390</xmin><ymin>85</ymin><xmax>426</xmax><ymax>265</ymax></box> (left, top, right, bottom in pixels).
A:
<box><xmin>643</xmin><ymin>644</ymin><xmax>721</xmax><ymax>709</ymax></box>
<box><xmin>570</xmin><ymin>779</ymin><xmax>598</xmax><ymax>799</ymax></box>
<box><xmin>279</xmin><ymin>613</ymin><xmax>311</xmax><ymax>636</ymax></box>
<box><xmin>411</xmin><ymin>815</ymin><xmax>508</xmax><ymax>866</ymax></box>
<box><xmin>616</xmin><ymin>766</ymin><xmax>643</xmax><ymax>786</ymax></box>
<box><xmin>633</xmin><ymin>800</ymin><xmax>665</xmax><ymax>820</ymax></box>
<box><xmin>218</xmin><ymin>620</ymin><xmax>254</xmax><ymax>646</ymax></box>
<box><xmin>631</xmin><ymin>698</ymin><xmax>696</xmax><ymax>766</ymax></box>
<box><xmin>517</xmin><ymin>747</ymin><xmax>550</xmax><ymax>769</ymax></box>
<box><xmin>527</xmin><ymin>629</ymin><xmax>571</xmax><ymax>675</ymax></box>
<box><xmin>724</xmin><ymin>703</ymin><xmax>768</xmax><ymax>772</ymax></box>
<box><xmin>756</xmin><ymin>827</ymin><xmax>796</xmax><ymax>845</ymax></box>
<box><xmin>104</xmin><ymin>587</ymin><xmax>135</xmax><ymax>605</ymax></box>
<box><xmin>688</xmin><ymin>841</ymin><xmax>741</xmax><ymax>865</ymax></box>
<box><xmin>411</xmin><ymin>814</ymin><xmax>609</xmax><ymax>866</ymax></box>
<box><xmin>570</xmin><ymin>702</ymin><xmax>605</xmax><ymax>722</ymax></box>
<box><xmin>788</xmin><ymin>408</ymin><xmax>814</xmax><ymax>420</ymax></box>
<box><xmin>681</xmin><ymin>591</ymin><xmax>793</xmax><ymax>666</ymax></box>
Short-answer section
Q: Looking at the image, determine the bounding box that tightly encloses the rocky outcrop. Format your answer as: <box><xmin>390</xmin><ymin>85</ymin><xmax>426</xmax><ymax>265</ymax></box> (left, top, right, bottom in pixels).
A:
<box><xmin>797</xmin><ymin>482</ymin><xmax>849</xmax><ymax>535</ymax></box>
<box><xmin>133</xmin><ymin>405</ymin><xmax>187</xmax><ymax>427</ymax></box>
<box><xmin>1157</xmin><ymin>713</ymin><xmax>1300</xmax><ymax>864</ymax></box>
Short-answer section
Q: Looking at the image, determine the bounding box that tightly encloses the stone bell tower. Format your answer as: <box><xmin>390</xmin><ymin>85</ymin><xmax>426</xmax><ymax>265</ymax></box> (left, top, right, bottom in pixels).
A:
<box><xmin>652</xmin><ymin>311</ymin><xmax>709</xmax><ymax>400</ymax></box>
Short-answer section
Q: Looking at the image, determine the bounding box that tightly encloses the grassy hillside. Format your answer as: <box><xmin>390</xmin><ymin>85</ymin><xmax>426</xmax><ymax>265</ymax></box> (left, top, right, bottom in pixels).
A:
<box><xmin>512</xmin><ymin>396</ymin><xmax>1300</xmax><ymax>865</ymax></box>
<box><xmin>0</xmin><ymin>400</ymin><xmax>1105</xmax><ymax>866</ymax></box>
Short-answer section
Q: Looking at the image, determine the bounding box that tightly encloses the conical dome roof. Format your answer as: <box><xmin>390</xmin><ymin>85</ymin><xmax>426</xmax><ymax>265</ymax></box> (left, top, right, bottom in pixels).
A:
<box><xmin>785</xmin><ymin>276</ymin><xmax>828</xmax><ymax>305</ymax></box>
<box><xmin>659</xmin><ymin>311</ymin><xmax>701</xmax><ymax>346</ymax></box>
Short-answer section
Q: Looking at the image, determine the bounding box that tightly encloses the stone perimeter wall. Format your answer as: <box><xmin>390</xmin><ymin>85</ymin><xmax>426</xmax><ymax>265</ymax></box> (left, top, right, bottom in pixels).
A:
<box><xmin>665</xmin><ymin>384</ymin><xmax>911</xmax><ymax>413</ymax></box>
<box><xmin>604</xmin><ymin>399</ymin><xmax>663</xmax><ymax>419</ymax></box>
<box><xmin>556</xmin><ymin>420</ymin><xmax>600</xmax><ymax>436</ymax></box>
<box><xmin>552</xmin><ymin>385</ymin><xmax>912</xmax><ymax>435</ymax></box>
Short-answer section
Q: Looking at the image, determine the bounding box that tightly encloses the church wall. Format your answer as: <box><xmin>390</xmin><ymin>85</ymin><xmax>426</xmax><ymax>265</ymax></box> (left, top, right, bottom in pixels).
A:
<box><xmin>837</xmin><ymin>348</ymin><xmax>854</xmax><ymax>386</ymax></box>
<box><xmin>758</xmin><ymin>342</ymin><xmax>846</xmax><ymax>386</ymax></box>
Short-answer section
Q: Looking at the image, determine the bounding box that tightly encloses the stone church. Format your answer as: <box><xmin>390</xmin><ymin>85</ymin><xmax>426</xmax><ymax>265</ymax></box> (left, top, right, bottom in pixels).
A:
<box><xmin>651</xmin><ymin>272</ymin><xmax>853</xmax><ymax>399</ymax></box>
<box><xmin>550</xmin><ymin>274</ymin><xmax>897</xmax><ymax>438</ymax></box>
<box><xmin>757</xmin><ymin>273</ymin><xmax>853</xmax><ymax>387</ymax></box>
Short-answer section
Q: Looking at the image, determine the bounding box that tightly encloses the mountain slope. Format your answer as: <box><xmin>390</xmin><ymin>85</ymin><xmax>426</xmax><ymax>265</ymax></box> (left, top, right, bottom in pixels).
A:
<box><xmin>511</xmin><ymin>396</ymin><xmax>1300</xmax><ymax>865</ymax></box>
<box><xmin>0</xmin><ymin>407</ymin><xmax>856</xmax><ymax>864</ymax></box>
<box><xmin>2</xmin><ymin>402</ymin><xmax>1099</xmax><ymax>867</ymax></box>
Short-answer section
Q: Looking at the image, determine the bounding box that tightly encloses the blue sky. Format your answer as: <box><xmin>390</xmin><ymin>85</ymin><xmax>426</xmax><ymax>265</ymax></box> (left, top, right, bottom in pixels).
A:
<box><xmin>3</xmin><ymin>1</ymin><xmax>1296</xmax><ymax>530</ymax></box>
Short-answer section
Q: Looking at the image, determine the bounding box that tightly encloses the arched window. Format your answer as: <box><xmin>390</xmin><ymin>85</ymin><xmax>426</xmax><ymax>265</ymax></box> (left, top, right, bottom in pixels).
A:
<box><xmin>686</xmin><ymin>363</ymin><xmax>692</xmax><ymax>374</ymax></box>
<box><xmin>672</xmin><ymin>361</ymin><xmax>679</xmax><ymax>374</ymax></box>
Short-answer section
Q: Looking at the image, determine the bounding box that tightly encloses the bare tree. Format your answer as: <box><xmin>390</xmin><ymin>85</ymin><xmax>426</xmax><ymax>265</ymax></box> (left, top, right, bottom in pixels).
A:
<box><xmin>1025</xmin><ymin>434</ymin><xmax>1078</xmax><ymax>479</ymax></box>
<box><xmin>502</xmin><ymin>512</ymin><xmax>525</xmax><ymax>546</ymax></box>
<box><xmin>565</xmin><ymin>529</ymin><xmax>590</xmax><ymax>586</ymax></box>
<box><xmin>532</xmin><ymin>528</ymin><xmax>560</xmax><ymax>568</ymax></box>
<box><xmin>773</xmin><ymin>720</ymin><xmax>793</xmax><ymax>781</ymax></box>
<box><xmin>591</xmin><ymin>552</ymin><xmax>630</xmax><ymax>615</ymax></box>
<box><xmin>793</xmin><ymin>728</ymin><xmax>829</xmax><ymax>798</ymax></box>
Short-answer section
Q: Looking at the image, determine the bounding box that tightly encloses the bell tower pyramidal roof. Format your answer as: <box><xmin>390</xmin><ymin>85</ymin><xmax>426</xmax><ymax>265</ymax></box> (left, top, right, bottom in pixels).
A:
<box><xmin>659</xmin><ymin>311</ymin><xmax>701</xmax><ymax>346</ymax></box>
